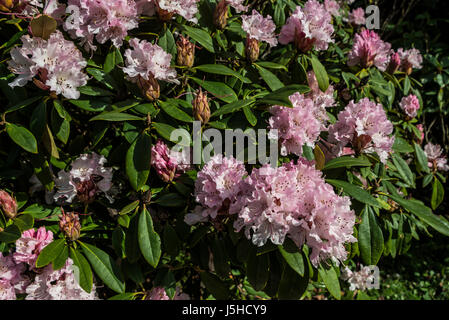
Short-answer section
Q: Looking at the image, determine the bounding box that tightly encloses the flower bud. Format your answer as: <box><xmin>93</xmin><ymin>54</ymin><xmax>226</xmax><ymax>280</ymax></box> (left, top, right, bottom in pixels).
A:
<box><xmin>176</xmin><ymin>35</ymin><xmax>195</xmax><ymax>68</ymax></box>
<box><xmin>0</xmin><ymin>190</ymin><xmax>17</xmax><ymax>219</ymax></box>
<box><xmin>137</xmin><ymin>75</ymin><xmax>160</xmax><ymax>102</ymax></box>
<box><xmin>245</xmin><ymin>37</ymin><xmax>260</xmax><ymax>62</ymax></box>
<box><xmin>0</xmin><ymin>0</ymin><xmax>15</xmax><ymax>12</ymax></box>
<box><xmin>151</xmin><ymin>140</ymin><xmax>178</xmax><ymax>183</ymax></box>
<box><xmin>386</xmin><ymin>52</ymin><xmax>401</xmax><ymax>74</ymax></box>
<box><xmin>214</xmin><ymin>0</ymin><xmax>228</xmax><ymax>30</ymax></box>
<box><xmin>193</xmin><ymin>88</ymin><xmax>210</xmax><ymax>124</ymax></box>
<box><xmin>59</xmin><ymin>211</ymin><xmax>81</xmax><ymax>241</ymax></box>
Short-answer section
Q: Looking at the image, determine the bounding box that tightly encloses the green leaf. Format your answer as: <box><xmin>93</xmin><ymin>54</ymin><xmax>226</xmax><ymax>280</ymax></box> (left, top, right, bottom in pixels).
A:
<box><xmin>256</xmin><ymin>65</ymin><xmax>284</xmax><ymax>91</ymax></box>
<box><xmin>152</xmin><ymin>122</ymin><xmax>190</xmax><ymax>146</ymax></box>
<box><xmin>278</xmin><ymin>240</ymin><xmax>305</xmax><ymax>277</ymax></box>
<box><xmin>138</xmin><ymin>208</ymin><xmax>162</xmax><ymax>268</ymax></box>
<box><xmin>211</xmin><ymin>239</ymin><xmax>231</xmax><ymax>279</ymax></box>
<box><xmin>326</xmin><ymin>179</ymin><xmax>382</xmax><ymax>208</ymax></box>
<box><xmin>90</xmin><ymin>112</ymin><xmax>143</xmax><ymax>122</ymax></box>
<box><xmin>392</xmin><ymin>136</ymin><xmax>414</xmax><ymax>153</ymax></box>
<box><xmin>126</xmin><ymin>132</ymin><xmax>151</xmax><ymax>192</ymax></box>
<box><xmin>5</xmin><ymin>96</ymin><xmax>42</xmax><ymax>114</ymax></box>
<box><xmin>195</xmin><ymin>64</ymin><xmax>250</xmax><ymax>83</ymax></box>
<box><xmin>413</xmin><ymin>142</ymin><xmax>430</xmax><ymax>174</ymax></box>
<box><xmin>318</xmin><ymin>266</ymin><xmax>341</xmax><ymax>300</ymax></box>
<box><xmin>51</xmin><ymin>107</ymin><xmax>70</xmax><ymax>144</ymax></box>
<box><xmin>257</xmin><ymin>85</ymin><xmax>310</xmax><ymax>107</ymax></box>
<box><xmin>0</xmin><ymin>224</ymin><xmax>21</xmax><ymax>243</ymax></box>
<box><xmin>70</xmin><ymin>247</ymin><xmax>93</xmax><ymax>293</ymax></box>
<box><xmin>211</xmin><ymin>99</ymin><xmax>255</xmax><ymax>117</ymax></box>
<box><xmin>200</xmin><ymin>272</ymin><xmax>230</xmax><ymax>299</ymax></box>
<box><xmin>120</xmin><ymin>200</ymin><xmax>140</xmax><ymax>215</ymax></box>
<box><xmin>159</xmin><ymin>100</ymin><xmax>193</xmax><ymax>122</ymax></box>
<box><xmin>311</xmin><ymin>55</ymin><xmax>329</xmax><ymax>92</ymax></box>
<box><xmin>104</xmin><ymin>47</ymin><xmax>123</xmax><ymax>74</ymax></box>
<box><xmin>78</xmin><ymin>86</ymin><xmax>113</xmax><ymax>97</ymax></box>
<box><xmin>80</xmin><ymin>241</ymin><xmax>125</xmax><ymax>293</ymax></box>
<box><xmin>86</xmin><ymin>68</ymin><xmax>118</xmax><ymax>90</ymax></box>
<box><xmin>5</xmin><ymin>123</ymin><xmax>38</xmax><ymax>154</ymax></box>
<box><xmin>125</xmin><ymin>215</ymin><xmax>141</xmax><ymax>263</ymax></box>
<box><xmin>159</xmin><ymin>28</ymin><xmax>176</xmax><ymax>58</ymax></box>
<box><xmin>392</xmin><ymin>153</ymin><xmax>415</xmax><ymax>188</ymax></box>
<box><xmin>153</xmin><ymin>193</ymin><xmax>186</xmax><ymax>207</ymax></box>
<box><xmin>247</xmin><ymin>252</ymin><xmax>269</xmax><ymax>291</ymax></box>
<box><xmin>52</xmin><ymin>245</ymin><xmax>69</xmax><ymax>270</ymax></box>
<box><xmin>190</xmin><ymin>77</ymin><xmax>238</xmax><ymax>103</ymax></box>
<box><xmin>431</xmin><ymin>178</ymin><xmax>444</xmax><ymax>210</ymax></box>
<box><xmin>358</xmin><ymin>207</ymin><xmax>384</xmax><ymax>265</ymax></box>
<box><xmin>36</xmin><ymin>239</ymin><xmax>66</xmax><ymax>268</ymax></box>
<box><xmin>323</xmin><ymin>156</ymin><xmax>372</xmax><ymax>170</ymax></box>
<box><xmin>183</xmin><ymin>26</ymin><xmax>215</xmax><ymax>53</ymax></box>
<box><xmin>163</xmin><ymin>225</ymin><xmax>181</xmax><ymax>257</ymax></box>
<box><xmin>256</xmin><ymin>61</ymin><xmax>288</xmax><ymax>71</ymax></box>
<box><xmin>30</xmin><ymin>101</ymin><xmax>47</xmax><ymax>140</ymax></box>
<box><xmin>13</xmin><ymin>214</ymin><xmax>34</xmax><ymax>232</ymax></box>
<box><xmin>242</xmin><ymin>106</ymin><xmax>257</xmax><ymax>126</ymax></box>
<box><xmin>277</xmin><ymin>263</ymin><xmax>309</xmax><ymax>300</ymax></box>
<box><xmin>69</xmin><ymin>99</ymin><xmax>109</xmax><ymax>112</ymax></box>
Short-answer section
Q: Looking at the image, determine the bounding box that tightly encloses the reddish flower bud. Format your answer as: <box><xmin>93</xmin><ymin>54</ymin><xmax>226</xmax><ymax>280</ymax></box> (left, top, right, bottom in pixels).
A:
<box><xmin>137</xmin><ymin>75</ymin><xmax>160</xmax><ymax>102</ymax></box>
<box><xmin>176</xmin><ymin>35</ymin><xmax>195</xmax><ymax>68</ymax></box>
<box><xmin>213</xmin><ymin>0</ymin><xmax>228</xmax><ymax>30</ymax></box>
<box><xmin>245</xmin><ymin>37</ymin><xmax>260</xmax><ymax>62</ymax></box>
<box><xmin>59</xmin><ymin>210</ymin><xmax>81</xmax><ymax>241</ymax></box>
<box><xmin>0</xmin><ymin>190</ymin><xmax>18</xmax><ymax>219</ymax></box>
<box><xmin>193</xmin><ymin>88</ymin><xmax>210</xmax><ymax>124</ymax></box>
<box><xmin>386</xmin><ymin>52</ymin><xmax>401</xmax><ymax>74</ymax></box>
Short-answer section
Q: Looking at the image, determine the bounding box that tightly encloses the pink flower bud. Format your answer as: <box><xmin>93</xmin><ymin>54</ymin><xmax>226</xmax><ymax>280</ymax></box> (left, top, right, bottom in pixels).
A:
<box><xmin>386</xmin><ymin>51</ymin><xmax>401</xmax><ymax>74</ymax></box>
<box><xmin>0</xmin><ymin>190</ymin><xmax>18</xmax><ymax>219</ymax></box>
<box><xmin>151</xmin><ymin>140</ymin><xmax>178</xmax><ymax>183</ymax></box>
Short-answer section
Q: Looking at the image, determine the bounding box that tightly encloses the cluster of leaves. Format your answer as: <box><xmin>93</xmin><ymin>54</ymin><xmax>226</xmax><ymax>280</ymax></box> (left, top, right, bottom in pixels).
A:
<box><xmin>0</xmin><ymin>0</ymin><xmax>448</xmax><ymax>300</ymax></box>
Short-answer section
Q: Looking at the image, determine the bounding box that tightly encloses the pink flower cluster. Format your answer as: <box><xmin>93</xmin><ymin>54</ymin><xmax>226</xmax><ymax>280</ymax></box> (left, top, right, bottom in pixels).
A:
<box><xmin>397</xmin><ymin>48</ymin><xmax>423</xmax><ymax>73</ymax></box>
<box><xmin>1</xmin><ymin>227</ymin><xmax>97</xmax><ymax>300</ymax></box>
<box><xmin>54</xmin><ymin>152</ymin><xmax>114</xmax><ymax>204</ymax></box>
<box><xmin>268</xmin><ymin>92</ymin><xmax>327</xmax><ymax>156</ymax></box>
<box><xmin>241</xmin><ymin>10</ymin><xmax>278</xmax><ymax>47</ymax></box>
<box><xmin>146</xmin><ymin>286</ymin><xmax>190</xmax><ymax>300</ymax></box>
<box><xmin>324</xmin><ymin>0</ymin><xmax>340</xmax><ymax>17</ymax></box>
<box><xmin>184</xmin><ymin>154</ymin><xmax>247</xmax><ymax>225</ymax></box>
<box><xmin>306</xmin><ymin>70</ymin><xmax>336</xmax><ymax>114</ymax></box>
<box><xmin>123</xmin><ymin>38</ymin><xmax>179</xmax><ymax>85</ymax></box>
<box><xmin>348</xmin><ymin>8</ymin><xmax>365</xmax><ymax>25</ymax></box>
<box><xmin>8</xmin><ymin>31</ymin><xmax>88</xmax><ymax>99</ymax></box>
<box><xmin>347</xmin><ymin>29</ymin><xmax>391</xmax><ymax>71</ymax></box>
<box><xmin>64</xmin><ymin>0</ymin><xmax>139</xmax><ymax>50</ymax></box>
<box><xmin>399</xmin><ymin>94</ymin><xmax>420</xmax><ymax>118</ymax></box>
<box><xmin>156</xmin><ymin>0</ymin><xmax>200</xmax><ymax>22</ymax></box>
<box><xmin>151</xmin><ymin>140</ymin><xmax>191</xmax><ymax>182</ymax></box>
<box><xmin>14</xmin><ymin>0</ymin><xmax>66</xmax><ymax>20</ymax></box>
<box><xmin>188</xmin><ymin>156</ymin><xmax>357</xmax><ymax>266</ymax></box>
<box><xmin>279</xmin><ymin>0</ymin><xmax>334</xmax><ymax>52</ymax></box>
<box><xmin>234</xmin><ymin>160</ymin><xmax>356</xmax><ymax>266</ymax></box>
<box><xmin>341</xmin><ymin>265</ymin><xmax>375</xmax><ymax>291</ymax></box>
<box><xmin>424</xmin><ymin>143</ymin><xmax>449</xmax><ymax>172</ymax></box>
<box><xmin>328</xmin><ymin>98</ymin><xmax>395</xmax><ymax>163</ymax></box>
<box><xmin>226</xmin><ymin>0</ymin><xmax>248</xmax><ymax>13</ymax></box>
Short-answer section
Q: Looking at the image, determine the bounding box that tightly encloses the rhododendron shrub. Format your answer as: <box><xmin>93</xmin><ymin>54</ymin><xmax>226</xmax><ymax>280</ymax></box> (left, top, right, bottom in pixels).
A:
<box><xmin>0</xmin><ymin>0</ymin><xmax>448</xmax><ymax>301</ymax></box>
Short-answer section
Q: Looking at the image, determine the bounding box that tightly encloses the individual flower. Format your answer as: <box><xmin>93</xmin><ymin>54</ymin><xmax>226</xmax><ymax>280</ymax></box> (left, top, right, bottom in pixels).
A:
<box><xmin>397</xmin><ymin>48</ymin><xmax>423</xmax><ymax>75</ymax></box>
<box><xmin>13</xmin><ymin>227</ymin><xmax>53</xmax><ymax>268</ymax></box>
<box><xmin>64</xmin><ymin>0</ymin><xmax>139</xmax><ymax>50</ymax></box>
<box><xmin>0</xmin><ymin>190</ymin><xmax>17</xmax><ymax>219</ymax></box>
<box><xmin>7</xmin><ymin>31</ymin><xmax>88</xmax><ymax>99</ymax></box>
<box><xmin>399</xmin><ymin>94</ymin><xmax>420</xmax><ymax>119</ymax></box>
<box><xmin>234</xmin><ymin>160</ymin><xmax>356</xmax><ymax>266</ymax></box>
<box><xmin>123</xmin><ymin>38</ymin><xmax>179</xmax><ymax>89</ymax></box>
<box><xmin>324</xmin><ymin>0</ymin><xmax>340</xmax><ymax>17</ymax></box>
<box><xmin>424</xmin><ymin>143</ymin><xmax>449</xmax><ymax>172</ymax></box>
<box><xmin>54</xmin><ymin>153</ymin><xmax>114</xmax><ymax>204</ymax></box>
<box><xmin>151</xmin><ymin>140</ymin><xmax>191</xmax><ymax>182</ymax></box>
<box><xmin>328</xmin><ymin>98</ymin><xmax>395</xmax><ymax>163</ymax></box>
<box><xmin>347</xmin><ymin>29</ymin><xmax>391</xmax><ymax>71</ymax></box>
<box><xmin>268</xmin><ymin>92</ymin><xmax>326</xmax><ymax>156</ymax></box>
<box><xmin>185</xmin><ymin>154</ymin><xmax>247</xmax><ymax>225</ymax></box>
<box><xmin>348</xmin><ymin>7</ymin><xmax>365</xmax><ymax>25</ymax></box>
<box><xmin>342</xmin><ymin>265</ymin><xmax>375</xmax><ymax>291</ymax></box>
<box><xmin>25</xmin><ymin>259</ymin><xmax>98</xmax><ymax>300</ymax></box>
<box><xmin>241</xmin><ymin>10</ymin><xmax>277</xmax><ymax>62</ymax></box>
<box><xmin>176</xmin><ymin>35</ymin><xmax>195</xmax><ymax>68</ymax></box>
<box><xmin>279</xmin><ymin>0</ymin><xmax>334</xmax><ymax>52</ymax></box>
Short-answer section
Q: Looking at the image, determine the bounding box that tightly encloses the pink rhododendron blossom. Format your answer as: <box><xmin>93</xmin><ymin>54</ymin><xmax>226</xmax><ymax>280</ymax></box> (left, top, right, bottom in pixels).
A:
<box><xmin>0</xmin><ymin>253</ymin><xmax>26</xmax><ymax>286</ymax></box>
<box><xmin>13</xmin><ymin>227</ymin><xmax>53</xmax><ymax>268</ymax></box>
<box><xmin>324</xmin><ymin>0</ymin><xmax>340</xmax><ymax>17</ymax></box>
<box><xmin>147</xmin><ymin>287</ymin><xmax>170</xmax><ymax>300</ymax></box>
<box><xmin>306</xmin><ymin>70</ymin><xmax>335</xmax><ymax>114</ymax></box>
<box><xmin>342</xmin><ymin>265</ymin><xmax>375</xmax><ymax>291</ymax></box>
<box><xmin>123</xmin><ymin>38</ymin><xmax>179</xmax><ymax>85</ymax></box>
<box><xmin>241</xmin><ymin>10</ymin><xmax>278</xmax><ymax>47</ymax></box>
<box><xmin>347</xmin><ymin>29</ymin><xmax>391</xmax><ymax>71</ymax></box>
<box><xmin>386</xmin><ymin>51</ymin><xmax>401</xmax><ymax>74</ymax></box>
<box><xmin>25</xmin><ymin>259</ymin><xmax>98</xmax><ymax>300</ymax></box>
<box><xmin>7</xmin><ymin>31</ymin><xmax>88</xmax><ymax>99</ymax></box>
<box><xmin>279</xmin><ymin>0</ymin><xmax>334</xmax><ymax>52</ymax></box>
<box><xmin>234</xmin><ymin>160</ymin><xmax>356</xmax><ymax>266</ymax></box>
<box><xmin>397</xmin><ymin>48</ymin><xmax>423</xmax><ymax>73</ymax></box>
<box><xmin>269</xmin><ymin>92</ymin><xmax>326</xmax><ymax>156</ymax></box>
<box><xmin>185</xmin><ymin>155</ymin><xmax>247</xmax><ymax>225</ymax></box>
<box><xmin>54</xmin><ymin>153</ymin><xmax>114</xmax><ymax>204</ymax></box>
<box><xmin>424</xmin><ymin>143</ymin><xmax>449</xmax><ymax>172</ymax></box>
<box><xmin>226</xmin><ymin>0</ymin><xmax>247</xmax><ymax>13</ymax></box>
<box><xmin>348</xmin><ymin>7</ymin><xmax>365</xmax><ymax>25</ymax></box>
<box><xmin>399</xmin><ymin>94</ymin><xmax>420</xmax><ymax>118</ymax></box>
<box><xmin>151</xmin><ymin>140</ymin><xmax>191</xmax><ymax>182</ymax></box>
<box><xmin>0</xmin><ymin>279</ymin><xmax>16</xmax><ymax>300</ymax></box>
<box><xmin>10</xmin><ymin>0</ymin><xmax>66</xmax><ymax>20</ymax></box>
<box><xmin>64</xmin><ymin>0</ymin><xmax>139</xmax><ymax>50</ymax></box>
<box><xmin>155</xmin><ymin>0</ymin><xmax>200</xmax><ymax>22</ymax></box>
<box><xmin>328</xmin><ymin>98</ymin><xmax>395</xmax><ymax>163</ymax></box>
